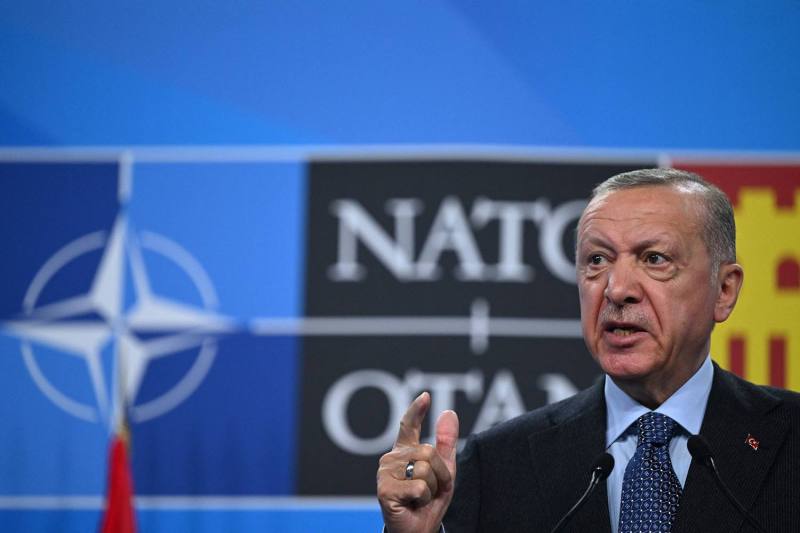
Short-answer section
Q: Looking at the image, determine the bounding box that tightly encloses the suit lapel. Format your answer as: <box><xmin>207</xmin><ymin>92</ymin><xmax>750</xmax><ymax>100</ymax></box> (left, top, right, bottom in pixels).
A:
<box><xmin>673</xmin><ymin>365</ymin><xmax>787</xmax><ymax>533</ymax></box>
<box><xmin>527</xmin><ymin>383</ymin><xmax>613</xmax><ymax>533</ymax></box>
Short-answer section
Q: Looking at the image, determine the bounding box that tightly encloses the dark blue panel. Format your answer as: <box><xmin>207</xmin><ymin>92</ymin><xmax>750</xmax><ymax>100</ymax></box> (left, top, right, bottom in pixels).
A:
<box><xmin>0</xmin><ymin>163</ymin><xmax>118</xmax><ymax>495</ymax></box>
<box><xmin>0</xmin><ymin>510</ymin><xmax>102</xmax><ymax>533</ymax></box>
<box><xmin>131</xmin><ymin>334</ymin><xmax>299</xmax><ymax>495</ymax></box>
<box><xmin>0</xmin><ymin>162</ymin><xmax>119</xmax><ymax>318</ymax></box>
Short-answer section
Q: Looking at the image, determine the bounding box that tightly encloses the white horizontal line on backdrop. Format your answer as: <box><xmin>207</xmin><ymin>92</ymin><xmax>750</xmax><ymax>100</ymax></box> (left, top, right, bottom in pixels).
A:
<box><xmin>0</xmin><ymin>144</ymin><xmax>799</xmax><ymax>164</ymax></box>
<box><xmin>249</xmin><ymin>317</ymin><xmax>583</xmax><ymax>338</ymax></box>
<box><xmin>0</xmin><ymin>496</ymin><xmax>379</xmax><ymax>511</ymax></box>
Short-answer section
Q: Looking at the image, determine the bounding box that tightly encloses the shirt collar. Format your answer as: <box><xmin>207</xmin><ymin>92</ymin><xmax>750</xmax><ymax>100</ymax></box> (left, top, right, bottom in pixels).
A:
<box><xmin>604</xmin><ymin>354</ymin><xmax>714</xmax><ymax>447</ymax></box>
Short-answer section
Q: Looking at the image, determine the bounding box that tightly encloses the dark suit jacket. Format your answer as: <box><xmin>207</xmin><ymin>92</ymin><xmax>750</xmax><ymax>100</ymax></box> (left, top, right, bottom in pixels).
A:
<box><xmin>443</xmin><ymin>364</ymin><xmax>800</xmax><ymax>532</ymax></box>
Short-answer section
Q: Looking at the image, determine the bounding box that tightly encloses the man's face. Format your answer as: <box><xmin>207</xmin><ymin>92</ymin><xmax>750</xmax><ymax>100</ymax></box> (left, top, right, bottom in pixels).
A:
<box><xmin>576</xmin><ymin>186</ymin><xmax>719</xmax><ymax>398</ymax></box>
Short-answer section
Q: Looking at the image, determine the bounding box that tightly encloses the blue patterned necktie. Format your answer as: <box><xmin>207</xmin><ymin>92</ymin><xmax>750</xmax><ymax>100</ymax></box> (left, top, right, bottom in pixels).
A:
<box><xmin>618</xmin><ymin>412</ymin><xmax>683</xmax><ymax>533</ymax></box>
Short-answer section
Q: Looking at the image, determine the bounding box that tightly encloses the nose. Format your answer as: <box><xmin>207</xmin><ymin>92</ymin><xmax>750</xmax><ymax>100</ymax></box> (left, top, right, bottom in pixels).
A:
<box><xmin>604</xmin><ymin>258</ymin><xmax>642</xmax><ymax>306</ymax></box>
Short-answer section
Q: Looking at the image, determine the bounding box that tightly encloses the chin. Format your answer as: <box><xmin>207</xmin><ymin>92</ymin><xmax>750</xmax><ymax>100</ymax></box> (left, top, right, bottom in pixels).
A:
<box><xmin>595</xmin><ymin>351</ymin><xmax>656</xmax><ymax>382</ymax></box>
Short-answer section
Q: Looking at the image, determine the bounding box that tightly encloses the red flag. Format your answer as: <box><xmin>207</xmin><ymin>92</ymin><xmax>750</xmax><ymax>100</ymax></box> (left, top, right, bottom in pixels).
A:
<box><xmin>100</xmin><ymin>430</ymin><xmax>137</xmax><ymax>533</ymax></box>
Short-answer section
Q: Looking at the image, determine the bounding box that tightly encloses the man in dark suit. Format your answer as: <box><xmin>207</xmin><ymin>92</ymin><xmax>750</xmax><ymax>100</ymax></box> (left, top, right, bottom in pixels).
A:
<box><xmin>377</xmin><ymin>169</ymin><xmax>800</xmax><ymax>532</ymax></box>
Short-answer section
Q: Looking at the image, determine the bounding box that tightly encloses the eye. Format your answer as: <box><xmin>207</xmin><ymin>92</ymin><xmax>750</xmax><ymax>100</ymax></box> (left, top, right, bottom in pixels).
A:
<box><xmin>645</xmin><ymin>252</ymin><xmax>668</xmax><ymax>265</ymax></box>
<box><xmin>589</xmin><ymin>254</ymin><xmax>606</xmax><ymax>265</ymax></box>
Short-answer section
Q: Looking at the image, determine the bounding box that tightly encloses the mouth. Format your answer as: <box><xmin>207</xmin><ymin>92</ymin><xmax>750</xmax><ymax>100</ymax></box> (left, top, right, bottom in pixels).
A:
<box><xmin>610</xmin><ymin>327</ymin><xmax>639</xmax><ymax>336</ymax></box>
<box><xmin>603</xmin><ymin>322</ymin><xmax>647</xmax><ymax>341</ymax></box>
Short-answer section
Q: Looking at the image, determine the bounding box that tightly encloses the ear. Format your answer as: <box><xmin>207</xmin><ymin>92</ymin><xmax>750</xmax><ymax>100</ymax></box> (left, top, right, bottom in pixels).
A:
<box><xmin>714</xmin><ymin>263</ymin><xmax>744</xmax><ymax>323</ymax></box>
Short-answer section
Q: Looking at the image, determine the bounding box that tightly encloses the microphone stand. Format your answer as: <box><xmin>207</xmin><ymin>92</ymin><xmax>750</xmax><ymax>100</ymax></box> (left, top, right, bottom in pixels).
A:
<box><xmin>550</xmin><ymin>453</ymin><xmax>614</xmax><ymax>533</ymax></box>
<box><xmin>687</xmin><ymin>435</ymin><xmax>768</xmax><ymax>533</ymax></box>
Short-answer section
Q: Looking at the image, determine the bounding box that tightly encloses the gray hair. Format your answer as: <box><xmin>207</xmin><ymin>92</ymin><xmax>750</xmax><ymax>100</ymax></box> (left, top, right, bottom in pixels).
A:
<box><xmin>590</xmin><ymin>168</ymin><xmax>736</xmax><ymax>272</ymax></box>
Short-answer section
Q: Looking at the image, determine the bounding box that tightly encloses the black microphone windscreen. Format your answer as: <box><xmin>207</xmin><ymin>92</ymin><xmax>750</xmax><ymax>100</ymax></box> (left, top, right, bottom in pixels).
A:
<box><xmin>590</xmin><ymin>452</ymin><xmax>615</xmax><ymax>481</ymax></box>
<box><xmin>687</xmin><ymin>435</ymin><xmax>713</xmax><ymax>461</ymax></box>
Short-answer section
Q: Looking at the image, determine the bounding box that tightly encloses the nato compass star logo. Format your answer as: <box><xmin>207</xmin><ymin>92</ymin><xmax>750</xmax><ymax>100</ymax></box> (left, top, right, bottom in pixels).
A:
<box><xmin>2</xmin><ymin>213</ymin><xmax>234</xmax><ymax>426</ymax></box>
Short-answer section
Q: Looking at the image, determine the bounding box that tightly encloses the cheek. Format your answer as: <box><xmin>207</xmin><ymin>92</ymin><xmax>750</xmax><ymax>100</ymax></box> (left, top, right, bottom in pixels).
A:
<box><xmin>669</xmin><ymin>281</ymin><xmax>713</xmax><ymax>318</ymax></box>
<box><xmin>578</xmin><ymin>283</ymin><xmax>604</xmax><ymax>338</ymax></box>
<box><xmin>578</xmin><ymin>286</ymin><xmax>592</xmax><ymax>316</ymax></box>
<box><xmin>673</xmin><ymin>296</ymin><xmax>714</xmax><ymax>336</ymax></box>
<box><xmin>649</xmin><ymin>286</ymin><xmax>711</xmax><ymax>344</ymax></box>
<box><xmin>579</xmin><ymin>281</ymin><xmax>603</xmax><ymax>307</ymax></box>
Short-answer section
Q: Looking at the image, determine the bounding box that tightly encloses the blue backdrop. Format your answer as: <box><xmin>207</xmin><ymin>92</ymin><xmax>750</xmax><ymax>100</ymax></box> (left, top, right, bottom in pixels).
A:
<box><xmin>1</xmin><ymin>3</ymin><xmax>799</xmax><ymax>532</ymax></box>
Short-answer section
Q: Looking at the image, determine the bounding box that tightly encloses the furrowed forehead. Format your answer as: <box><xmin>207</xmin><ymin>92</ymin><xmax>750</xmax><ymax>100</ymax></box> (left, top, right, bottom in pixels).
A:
<box><xmin>577</xmin><ymin>186</ymin><xmax>703</xmax><ymax>249</ymax></box>
<box><xmin>578</xmin><ymin>225</ymin><xmax>684</xmax><ymax>252</ymax></box>
<box><xmin>581</xmin><ymin>185</ymin><xmax>703</xmax><ymax>225</ymax></box>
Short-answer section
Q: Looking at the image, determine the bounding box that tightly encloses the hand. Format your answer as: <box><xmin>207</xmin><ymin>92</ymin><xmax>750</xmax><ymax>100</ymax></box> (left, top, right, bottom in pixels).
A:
<box><xmin>377</xmin><ymin>392</ymin><xmax>460</xmax><ymax>533</ymax></box>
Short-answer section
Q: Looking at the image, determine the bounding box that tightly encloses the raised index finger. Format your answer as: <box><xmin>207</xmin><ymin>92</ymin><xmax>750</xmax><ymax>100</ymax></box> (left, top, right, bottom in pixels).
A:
<box><xmin>394</xmin><ymin>392</ymin><xmax>430</xmax><ymax>448</ymax></box>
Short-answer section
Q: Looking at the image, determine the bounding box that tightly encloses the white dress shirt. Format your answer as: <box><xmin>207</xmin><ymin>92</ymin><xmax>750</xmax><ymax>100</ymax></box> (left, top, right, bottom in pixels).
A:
<box><xmin>604</xmin><ymin>354</ymin><xmax>714</xmax><ymax>533</ymax></box>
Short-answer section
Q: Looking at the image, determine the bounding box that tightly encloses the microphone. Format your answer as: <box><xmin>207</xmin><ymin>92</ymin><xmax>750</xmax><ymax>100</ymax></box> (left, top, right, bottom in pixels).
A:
<box><xmin>550</xmin><ymin>453</ymin><xmax>614</xmax><ymax>533</ymax></box>
<box><xmin>687</xmin><ymin>435</ymin><xmax>767</xmax><ymax>533</ymax></box>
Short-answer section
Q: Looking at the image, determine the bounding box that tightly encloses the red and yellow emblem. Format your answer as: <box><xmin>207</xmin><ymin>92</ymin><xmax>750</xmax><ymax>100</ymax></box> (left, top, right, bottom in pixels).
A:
<box><xmin>674</xmin><ymin>163</ymin><xmax>800</xmax><ymax>392</ymax></box>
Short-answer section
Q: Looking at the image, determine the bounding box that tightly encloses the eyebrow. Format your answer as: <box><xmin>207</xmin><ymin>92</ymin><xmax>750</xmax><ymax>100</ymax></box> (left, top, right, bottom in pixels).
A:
<box><xmin>632</xmin><ymin>237</ymin><xmax>670</xmax><ymax>251</ymax></box>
